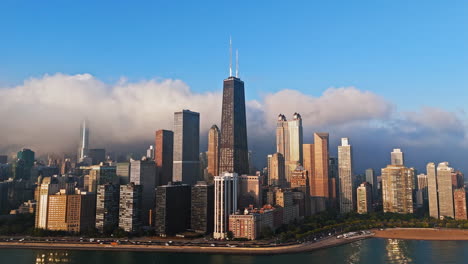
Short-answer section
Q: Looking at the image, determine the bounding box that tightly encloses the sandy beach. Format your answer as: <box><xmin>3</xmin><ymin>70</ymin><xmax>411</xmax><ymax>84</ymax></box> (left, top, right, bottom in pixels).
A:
<box><xmin>374</xmin><ymin>228</ymin><xmax>468</xmax><ymax>240</ymax></box>
<box><xmin>0</xmin><ymin>235</ymin><xmax>370</xmax><ymax>255</ymax></box>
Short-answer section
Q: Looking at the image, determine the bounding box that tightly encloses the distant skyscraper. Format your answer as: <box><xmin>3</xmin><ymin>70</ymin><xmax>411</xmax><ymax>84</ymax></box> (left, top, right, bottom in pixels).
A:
<box><xmin>88</xmin><ymin>148</ymin><xmax>105</xmax><ymax>165</ymax></box>
<box><xmin>207</xmin><ymin>125</ymin><xmax>220</xmax><ymax>180</ymax></box>
<box><xmin>130</xmin><ymin>159</ymin><xmax>158</xmax><ymax>226</ymax></box>
<box><xmin>381</xmin><ymin>164</ymin><xmax>414</xmax><ymax>213</ymax></box>
<box><xmin>276</xmin><ymin>113</ymin><xmax>303</xmax><ymax>183</ymax></box>
<box><xmin>116</xmin><ymin>162</ymin><xmax>130</xmax><ymax>185</ymax></box>
<box><xmin>312</xmin><ymin>133</ymin><xmax>329</xmax><ymax>209</ymax></box>
<box><xmin>338</xmin><ymin>138</ymin><xmax>354</xmax><ymax>214</ymax></box>
<box><xmin>191</xmin><ymin>181</ymin><xmax>214</xmax><ymax>234</ymax></box>
<box><xmin>219</xmin><ymin>74</ymin><xmax>249</xmax><ymax>175</ymax></box>
<box><xmin>213</xmin><ymin>172</ymin><xmax>238</xmax><ymax>239</ymax></box>
<box><xmin>146</xmin><ymin>145</ymin><xmax>154</xmax><ymax>160</ymax></box>
<box><xmin>417</xmin><ymin>174</ymin><xmax>428</xmax><ymax>202</ymax></box>
<box><xmin>427</xmin><ymin>162</ymin><xmax>439</xmax><ymax>219</ymax></box>
<box><xmin>78</xmin><ymin>120</ymin><xmax>90</xmax><ymax>161</ymax></box>
<box><xmin>96</xmin><ymin>183</ymin><xmax>120</xmax><ymax>233</ymax></box>
<box><xmin>357</xmin><ymin>182</ymin><xmax>372</xmax><ymax>214</ymax></box>
<box><xmin>302</xmin><ymin>144</ymin><xmax>314</xmax><ymax>192</ymax></box>
<box><xmin>454</xmin><ymin>188</ymin><xmax>467</xmax><ymax>220</ymax></box>
<box><xmin>267</xmin><ymin>153</ymin><xmax>285</xmax><ymax>187</ymax></box>
<box><xmin>365</xmin><ymin>168</ymin><xmax>378</xmax><ymax>201</ymax></box>
<box><xmin>155</xmin><ymin>182</ymin><xmax>191</xmax><ymax>236</ymax></box>
<box><xmin>155</xmin><ymin>129</ymin><xmax>174</xmax><ymax>186</ymax></box>
<box><xmin>437</xmin><ymin>162</ymin><xmax>454</xmax><ymax>219</ymax></box>
<box><xmin>16</xmin><ymin>148</ymin><xmax>35</xmax><ymax>180</ymax></box>
<box><xmin>119</xmin><ymin>183</ymin><xmax>142</xmax><ymax>232</ymax></box>
<box><xmin>173</xmin><ymin>110</ymin><xmax>200</xmax><ymax>185</ymax></box>
<box><xmin>391</xmin><ymin>148</ymin><xmax>404</xmax><ymax>166</ymax></box>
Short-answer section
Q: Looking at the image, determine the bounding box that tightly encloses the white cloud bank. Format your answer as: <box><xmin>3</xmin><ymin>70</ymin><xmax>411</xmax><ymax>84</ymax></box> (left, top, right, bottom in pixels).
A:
<box><xmin>1</xmin><ymin>73</ymin><xmax>467</xmax><ymax>172</ymax></box>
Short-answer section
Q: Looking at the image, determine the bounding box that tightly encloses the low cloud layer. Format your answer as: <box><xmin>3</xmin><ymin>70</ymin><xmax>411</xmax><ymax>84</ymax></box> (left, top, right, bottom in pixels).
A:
<box><xmin>1</xmin><ymin>73</ymin><xmax>467</xmax><ymax>174</ymax></box>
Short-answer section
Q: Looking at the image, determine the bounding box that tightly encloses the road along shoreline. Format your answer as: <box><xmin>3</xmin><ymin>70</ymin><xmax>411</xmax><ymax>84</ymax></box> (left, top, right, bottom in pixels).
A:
<box><xmin>0</xmin><ymin>235</ymin><xmax>372</xmax><ymax>256</ymax></box>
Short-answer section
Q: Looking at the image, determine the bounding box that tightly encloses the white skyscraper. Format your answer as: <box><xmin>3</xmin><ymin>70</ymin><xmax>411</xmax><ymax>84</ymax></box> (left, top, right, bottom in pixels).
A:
<box><xmin>276</xmin><ymin>113</ymin><xmax>303</xmax><ymax>184</ymax></box>
<box><xmin>338</xmin><ymin>138</ymin><xmax>354</xmax><ymax>213</ymax></box>
<box><xmin>78</xmin><ymin>119</ymin><xmax>90</xmax><ymax>161</ymax></box>
<box><xmin>391</xmin><ymin>149</ymin><xmax>404</xmax><ymax>166</ymax></box>
<box><xmin>146</xmin><ymin>145</ymin><xmax>154</xmax><ymax>160</ymax></box>
<box><xmin>213</xmin><ymin>172</ymin><xmax>238</xmax><ymax>239</ymax></box>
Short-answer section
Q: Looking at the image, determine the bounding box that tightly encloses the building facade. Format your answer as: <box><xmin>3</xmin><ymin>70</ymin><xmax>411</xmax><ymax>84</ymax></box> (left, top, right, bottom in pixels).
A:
<box><xmin>119</xmin><ymin>183</ymin><xmax>142</xmax><ymax>232</ymax></box>
<box><xmin>437</xmin><ymin>162</ymin><xmax>455</xmax><ymax>219</ymax></box>
<box><xmin>338</xmin><ymin>138</ymin><xmax>354</xmax><ymax>214</ymax></box>
<box><xmin>191</xmin><ymin>182</ymin><xmax>214</xmax><ymax>234</ymax></box>
<box><xmin>130</xmin><ymin>159</ymin><xmax>158</xmax><ymax>226</ymax></box>
<box><xmin>207</xmin><ymin>125</ymin><xmax>220</xmax><ymax>182</ymax></box>
<box><xmin>312</xmin><ymin>133</ymin><xmax>329</xmax><ymax>211</ymax></box>
<box><xmin>427</xmin><ymin>162</ymin><xmax>439</xmax><ymax>219</ymax></box>
<box><xmin>454</xmin><ymin>188</ymin><xmax>467</xmax><ymax>220</ymax></box>
<box><xmin>219</xmin><ymin>76</ymin><xmax>249</xmax><ymax>175</ymax></box>
<box><xmin>96</xmin><ymin>183</ymin><xmax>120</xmax><ymax>233</ymax></box>
<box><xmin>381</xmin><ymin>165</ymin><xmax>414</xmax><ymax>213</ymax></box>
<box><xmin>155</xmin><ymin>182</ymin><xmax>191</xmax><ymax>236</ymax></box>
<box><xmin>276</xmin><ymin>113</ymin><xmax>303</xmax><ymax>184</ymax></box>
<box><xmin>391</xmin><ymin>149</ymin><xmax>404</xmax><ymax>166</ymax></box>
<box><xmin>155</xmin><ymin>129</ymin><xmax>174</xmax><ymax>186</ymax></box>
<box><xmin>267</xmin><ymin>153</ymin><xmax>285</xmax><ymax>187</ymax></box>
<box><xmin>213</xmin><ymin>172</ymin><xmax>238</xmax><ymax>239</ymax></box>
<box><xmin>357</xmin><ymin>182</ymin><xmax>372</xmax><ymax>214</ymax></box>
<box><xmin>173</xmin><ymin>110</ymin><xmax>200</xmax><ymax>185</ymax></box>
<box><xmin>238</xmin><ymin>175</ymin><xmax>261</xmax><ymax>209</ymax></box>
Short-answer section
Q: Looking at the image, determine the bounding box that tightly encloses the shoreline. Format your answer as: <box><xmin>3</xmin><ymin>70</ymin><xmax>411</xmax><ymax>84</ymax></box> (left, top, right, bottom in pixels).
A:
<box><xmin>0</xmin><ymin>235</ymin><xmax>370</xmax><ymax>255</ymax></box>
<box><xmin>374</xmin><ymin>228</ymin><xmax>468</xmax><ymax>241</ymax></box>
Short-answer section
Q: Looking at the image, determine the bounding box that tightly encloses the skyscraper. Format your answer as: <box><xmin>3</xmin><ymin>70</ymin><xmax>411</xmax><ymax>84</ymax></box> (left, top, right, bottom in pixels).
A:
<box><xmin>78</xmin><ymin>120</ymin><xmax>89</xmax><ymax>161</ymax></box>
<box><xmin>155</xmin><ymin>182</ymin><xmax>191</xmax><ymax>236</ymax></box>
<box><xmin>146</xmin><ymin>145</ymin><xmax>154</xmax><ymax>160</ymax></box>
<box><xmin>427</xmin><ymin>162</ymin><xmax>439</xmax><ymax>219</ymax></box>
<box><xmin>15</xmin><ymin>148</ymin><xmax>35</xmax><ymax>180</ymax></box>
<box><xmin>130</xmin><ymin>159</ymin><xmax>158</xmax><ymax>226</ymax></box>
<box><xmin>338</xmin><ymin>138</ymin><xmax>354</xmax><ymax>214</ymax></box>
<box><xmin>391</xmin><ymin>148</ymin><xmax>404</xmax><ymax>166</ymax></box>
<box><xmin>191</xmin><ymin>181</ymin><xmax>214</xmax><ymax>234</ymax></box>
<box><xmin>437</xmin><ymin>162</ymin><xmax>454</xmax><ymax>219</ymax></box>
<box><xmin>303</xmin><ymin>144</ymin><xmax>314</xmax><ymax>196</ymax></box>
<box><xmin>276</xmin><ymin>113</ymin><xmax>303</xmax><ymax>183</ymax></box>
<box><xmin>267</xmin><ymin>153</ymin><xmax>285</xmax><ymax>187</ymax></box>
<box><xmin>173</xmin><ymin>110</ymin><xmax>200</xmax><ymax>185</ymax></box>
<box><xmin>416</xmin><ymin>173</ymin><xmax>428</xmax><ymax>204</ymax></box>
<box><xmin>312</xmin><ymin>133</ymin><xmax>329</xmax><ymax>210</ymax></box>
<box><xmin>219</xmin><ymin>68</ymin><xmax>249</xmax><ymax>175</ymax></box>
<box><xmin>357</xmin><ymin>182</ymin><xmax>372</xmax><ymax>214</ymax></box>
<box><xmin>238</xmin><ymin>175</ymin><xmax>262</xmax><ymax>209</ymax></box>
<box><xmin>155</xmin><ymin>129</ymin><xmax>174</xmax><ymax>186</ymax></box>
<box><xmin>119</xmin><ymin>183</ymin><xmax>142</xmax><ymax>232</ymax></box>
<box><xmin>381</xmin><ymin>164</ymin><xmax>414</xmax><ymax>213</ymax></box>
<box><xmin>365</xmin><ymin>168</ymin><xmax>378</xmax><ymax>201</ymax></box>
<box><xmin>207</xmin><ymin>125</ymin><xmax>220</xmax><ymax>180</ymax></box>
<box><xmin>213</xmin><ymin>172</ymin><xmax>238</xmax><ymax>239</ymax></box>
<box><xmin>96</xmin><ymin>183</ymin><xmax>120</xmax><ymax>233</ymax></box>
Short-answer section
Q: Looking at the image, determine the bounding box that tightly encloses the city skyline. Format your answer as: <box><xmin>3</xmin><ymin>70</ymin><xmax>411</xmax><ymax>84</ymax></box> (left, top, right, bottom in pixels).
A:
<box><xmin>1</xmin><ymin>2</ymin><xmax>468</xmax><ymax>175</ymax></box>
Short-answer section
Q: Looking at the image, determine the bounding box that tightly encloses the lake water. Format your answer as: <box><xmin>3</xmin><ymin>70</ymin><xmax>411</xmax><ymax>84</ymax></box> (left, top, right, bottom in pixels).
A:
<box><xmin>2</xmin><ymin>238</ymin><xmax>468</xmax><ymax>264</ymax></box>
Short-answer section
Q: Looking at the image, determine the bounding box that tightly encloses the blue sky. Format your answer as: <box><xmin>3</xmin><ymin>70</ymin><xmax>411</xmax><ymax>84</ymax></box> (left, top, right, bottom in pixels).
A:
<box><xmin>1</xmin><ymin>0</ymin><xmax>467</xmax><ymax>111</ymax></box>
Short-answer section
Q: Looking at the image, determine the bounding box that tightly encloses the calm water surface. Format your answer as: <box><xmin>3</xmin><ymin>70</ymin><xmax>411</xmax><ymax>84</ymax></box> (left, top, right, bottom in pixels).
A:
<box><xmin>2</xmin><ymin>238</ymin><xmax>468</xmax><ymax>264</ymax></box>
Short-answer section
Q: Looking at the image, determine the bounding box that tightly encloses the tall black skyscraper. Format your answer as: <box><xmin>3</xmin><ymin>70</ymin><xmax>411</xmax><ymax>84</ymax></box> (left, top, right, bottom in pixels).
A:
<box><xmin>219</xmin><ymin>42</ymin><xmax>249</xmax><ymax>174</ymax></box>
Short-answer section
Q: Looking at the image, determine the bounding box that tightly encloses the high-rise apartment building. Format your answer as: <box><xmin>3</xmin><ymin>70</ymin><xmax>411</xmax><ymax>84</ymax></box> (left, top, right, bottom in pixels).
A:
<box><xmin>312</xmin><ymin>133</ymin><xmax>329</xmax><ymax>210</ymax></box>
<box><xmin>155</xmin><ymin>182</ymin><xmax>191</xmax><ymax>236</ymax></box>
<box><xmin>427</xmin><ymin>162</ymin><xmax>439</xmax><ymax>219</ymax></box>
<box><xmin>96</xmin><ymin>183</ymin><xmax>120</xmax><ymax>233</ymax></box>
<box><xmin>238</xmin><ymin>175</ymin><xmax>262</xmax><ymax>209</ymax></box>
<box><xmin>213</xmin><ymin>172</ymin><xmax>238</xmax><ymax>239</ymax></box>
<box><xmin>437</xmin><ymin>162</ymin><xmax>455</xmax><ymax>219</ymax></box>
<box><xmin>391</xmin><ymin>149</ymin><xmax>404</xmax><ymax>166</ymax></box>
<box><xmin>35</xmin><ymin>183</ymin><xmax>59</xmax><ymax>229</ymax></box>
<box><xmin>454</xmin><ymin>188</ymin><xmax>467</xmax><ymax>220</ymax></box>
<box><xmin>173</xmin><ymin>110</ymin><xmax>200</xmax><ymax>185</ymax></box>
<box><xmin>302</xmin><ymin>144</ymin><xmax>314</xmax><ymax>193</ymax></box>
<box><xmin>276</xmin><ymin>113</ymin><xmax>303</xmax><ymax>183</ymax></box>
<box><xmin>357</xmin><ymin>182</ymin><xmax>372</xmax><ymax>214</ymax></box>
<box><xmin>155</xmin><ymin>129</ymin><xmax>174</xmax><ymax>186</ymax></box>
<box><xmin>130</xmin><ymin>159</ymin><xmax>158</xmax><ymax>226</ymax></box>
<box><xmin>119</xmin><ymin>183</ymin><xmax>142</xmax><ymax>232</ymax></box>
<box><xmin>207</xmin><ymin>125</ymin><xmax>220</xmax><ymax>181</ymax></box>
<box><xmin>381</xmin><ymin>164</ymin><xmax>414</xmax><ymax>213</ymax></box>
<box><xmin>417</xmin><ymin>174</ymin><xmax>428</xmax><ymax>202</ymax></box>
<box><xmin>338</xmin><ymin>138</ymin><xmax>354</xmax><ymax>214</ymax></box>
<box><xmin>191</xmin><ymin>181</ymin><xmax>214</xmax><ymax>234</ymax></box>
<box><xmin>77</xmin><ymin>119</ymin><xmax>89</xmax><ymax>161</ymax></box>
<box><xmin>219</xmin><ymin>75</ymin><xmax>249</xmax><ymax>175</ymax></box>
<box><xmin>267</xmin><ymin>153</ymin><xmax>285</xmax><ymax>187</ymax></box>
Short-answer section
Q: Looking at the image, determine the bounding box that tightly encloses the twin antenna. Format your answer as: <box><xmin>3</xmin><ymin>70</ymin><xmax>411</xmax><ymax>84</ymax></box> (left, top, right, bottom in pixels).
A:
<box><xmin>229</xmin><ymin>36</ymin><xmax>239</xmax><ymax>78</ymax></box>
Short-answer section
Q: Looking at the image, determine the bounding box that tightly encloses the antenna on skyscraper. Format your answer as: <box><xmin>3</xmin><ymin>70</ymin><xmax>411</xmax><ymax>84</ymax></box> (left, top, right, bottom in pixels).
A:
<box><xmin>236</xmin><ymin>49</ymin><xmax>239</xmax><ymax>78</ymax></box>
<box><xmin>229</xmin><ymin>36</ymin><xmax>233</xmax><ymax>77</ymax></box>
